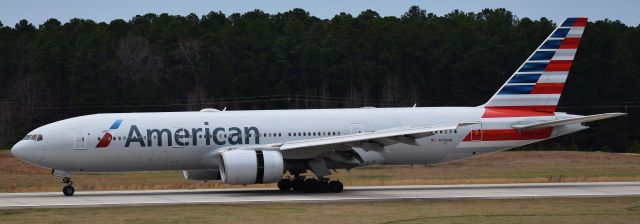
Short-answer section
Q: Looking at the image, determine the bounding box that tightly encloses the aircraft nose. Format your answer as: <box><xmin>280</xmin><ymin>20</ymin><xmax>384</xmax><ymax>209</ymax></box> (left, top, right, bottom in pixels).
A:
<box><xmin>11</xmin><ymin>142</ymin><xmax>26</xmax><ymax>161</ymax></box>
<box><xmin>11</xmin><ymin>141</ymin><xmax>39</xmax><ymax>164</ymax></box>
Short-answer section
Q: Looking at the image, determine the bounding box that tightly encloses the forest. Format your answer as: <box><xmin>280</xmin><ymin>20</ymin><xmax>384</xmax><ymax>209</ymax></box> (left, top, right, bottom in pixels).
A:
<box><xmin>0</xmin><ymin>6</ymin><xmax>639</xmax><ymax>151</ymax></box>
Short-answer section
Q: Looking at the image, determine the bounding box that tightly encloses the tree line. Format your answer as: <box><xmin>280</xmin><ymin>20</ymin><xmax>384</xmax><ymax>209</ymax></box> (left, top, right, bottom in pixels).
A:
<box><xmin>0</xmin><ymin>6</ymin><xmax>639</xmax><ymax>152</ymax></box>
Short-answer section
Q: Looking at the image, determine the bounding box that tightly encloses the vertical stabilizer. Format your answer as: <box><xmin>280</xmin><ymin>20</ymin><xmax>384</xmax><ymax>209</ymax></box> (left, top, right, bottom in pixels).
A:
<box><xmin>482</xmin><ymin>17</ymin><xmax>587</xmax><ymax>118</ymax></box>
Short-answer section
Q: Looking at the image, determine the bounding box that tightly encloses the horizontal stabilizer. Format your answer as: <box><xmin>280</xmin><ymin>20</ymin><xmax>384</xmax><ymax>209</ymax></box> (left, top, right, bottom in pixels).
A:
<box><xmin>511</xmin><ymin>113</ymin><xmax>625</xmax><ymax>130</ymax></box>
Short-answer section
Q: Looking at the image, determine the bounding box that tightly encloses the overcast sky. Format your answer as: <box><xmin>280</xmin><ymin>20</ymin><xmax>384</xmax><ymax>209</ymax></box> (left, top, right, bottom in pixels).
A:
<box><xmin>1</xmin><ymin>0</ymin><xmax>639</xmax><ymax>27</ymax></box>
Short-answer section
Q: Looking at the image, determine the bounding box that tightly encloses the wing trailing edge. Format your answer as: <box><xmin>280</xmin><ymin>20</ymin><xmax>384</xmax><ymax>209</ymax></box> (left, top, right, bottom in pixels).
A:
<box><xmin>511</xmin><ymin>113</ymin><xmax>625</xmax><ymax>130</ymax></box>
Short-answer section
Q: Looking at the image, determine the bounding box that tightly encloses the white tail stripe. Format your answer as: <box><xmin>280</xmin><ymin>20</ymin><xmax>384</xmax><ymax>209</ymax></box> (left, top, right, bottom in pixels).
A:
<box><xmin>566</xmin><ymin>27</ymin><xmax>585</xmax><ymax>38</ymax></box>
<box><xmin>551</xmin><ymin>49</ymin><xmax>577</xmax><ymax>60</ymax></box>
<box><xmin>538</xmin><ymin>74</ymin><xmax>568</xmax><ymax>83</ymax></box>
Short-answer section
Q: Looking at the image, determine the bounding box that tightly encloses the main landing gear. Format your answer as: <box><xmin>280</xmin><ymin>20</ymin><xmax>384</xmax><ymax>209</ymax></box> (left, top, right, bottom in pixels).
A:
<box><xmin>277</xmin><ymin>176</ymin><xmax>343</xmax><ymax>193</ymax></box>
<box><xmin>61</xmin><ymin>177</ymin><xmax>75</xmax><ymax>196</ymax></box>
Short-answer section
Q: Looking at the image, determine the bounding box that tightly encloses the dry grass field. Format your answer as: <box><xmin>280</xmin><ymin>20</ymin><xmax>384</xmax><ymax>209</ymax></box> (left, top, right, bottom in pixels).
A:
<box><xmin>2</xmin><ymin>150</ymin><xmax>640</xmax><ymax>192</ymax></box>
<box><xmin>1</xmin><ymin>197</ymin><xmax>639</xmax><ymax>224</ymax></box>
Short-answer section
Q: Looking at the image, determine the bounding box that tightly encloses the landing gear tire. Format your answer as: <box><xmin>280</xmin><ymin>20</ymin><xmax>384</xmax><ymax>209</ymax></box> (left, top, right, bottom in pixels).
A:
<box><xmin>62</xmin><ymin>185</ymin><xmax>75</xmax><ymax>196</ymax></box>
<box><xmin>277</xmin><ymin>179</ymin><xmax>292</xmax><ymax>191</ymax></box>
<box><xmin>291</xmin><ymin>178</ymin><xmax>304</xmax><ymax>192</ymax></box>
<box><xmin>329</xmin><ymin>180</ymin><xmax>343</xmax><ymax>193</ymax></box>
<box><xmin>303</xmin><ymin>178</ymin><xmax>318</xmax><ymax>193</ymax></box>
<box><xmin>316</xmin><ymin>180</ymin><xmax>330</xmax><ymax>193</ymax></box>
<box><xmin>61</xmin><ymin>177</ymin><xmax>74</xmax><ymax>196</ymax></box>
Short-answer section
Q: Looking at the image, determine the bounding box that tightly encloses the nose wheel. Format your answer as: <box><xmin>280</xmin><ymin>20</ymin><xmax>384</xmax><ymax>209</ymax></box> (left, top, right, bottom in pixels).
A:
<box><xmin>61</xmin><ymin>177</ymin><xmax>75</xmax><ymax>196</ymax></box>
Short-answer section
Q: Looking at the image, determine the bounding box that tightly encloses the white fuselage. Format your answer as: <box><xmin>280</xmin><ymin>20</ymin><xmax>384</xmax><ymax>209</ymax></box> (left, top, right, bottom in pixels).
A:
<box><xmin>11</xmin><ymin>107</ymin><xmax>586</xmax><ymax>172</ymax></box>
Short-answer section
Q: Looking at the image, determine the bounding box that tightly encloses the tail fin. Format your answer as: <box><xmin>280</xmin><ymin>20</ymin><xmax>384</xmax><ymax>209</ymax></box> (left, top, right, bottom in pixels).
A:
<box><xmin>482</xmin><ymin>17</ymin><xmax>587</xmax><ymax>118</ymax></box>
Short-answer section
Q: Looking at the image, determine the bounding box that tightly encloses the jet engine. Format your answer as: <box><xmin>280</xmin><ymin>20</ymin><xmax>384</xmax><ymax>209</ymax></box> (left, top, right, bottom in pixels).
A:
<box><xmin>218</xmin><ymin>149</ymin><xmax>284</xmax><ymax>185</ymax></box>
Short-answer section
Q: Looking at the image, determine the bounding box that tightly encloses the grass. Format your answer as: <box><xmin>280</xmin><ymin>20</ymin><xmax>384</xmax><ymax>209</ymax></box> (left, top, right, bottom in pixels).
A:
<box><xmin>2</xmin><ymin>150</ymin><xmax>640</xmax><ymax>192</ymax></box>
<box><xmin>1</xmin><ymin>197</ymin><xmax>640</xmax><ymax>224</ymax></box>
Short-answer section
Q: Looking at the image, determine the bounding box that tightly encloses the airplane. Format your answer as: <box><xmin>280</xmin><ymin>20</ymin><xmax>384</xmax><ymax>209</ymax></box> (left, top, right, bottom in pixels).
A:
<box><xmin>11</xmin><ymin>17</ymin><xmax>625</xmax><ymax>196</ymax></box>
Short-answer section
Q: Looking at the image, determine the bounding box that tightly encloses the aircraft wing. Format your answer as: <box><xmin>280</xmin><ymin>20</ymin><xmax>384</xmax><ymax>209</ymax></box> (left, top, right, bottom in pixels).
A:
<box><xmin>511</xmin><ymin>113</ymin><xmax>626</xmax><ymax>130</ymax></box>
<box><xmin>273</xmin><ymin>122</ymin><xmax>476</xmax><ymax>152</ymax></box>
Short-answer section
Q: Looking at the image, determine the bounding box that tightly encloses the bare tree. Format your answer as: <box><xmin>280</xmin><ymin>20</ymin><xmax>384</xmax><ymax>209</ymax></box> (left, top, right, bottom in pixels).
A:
<box><xmin>116</xmin><ymin>35</ymin><xmax>165</xmax><ymax>83</ymax></box>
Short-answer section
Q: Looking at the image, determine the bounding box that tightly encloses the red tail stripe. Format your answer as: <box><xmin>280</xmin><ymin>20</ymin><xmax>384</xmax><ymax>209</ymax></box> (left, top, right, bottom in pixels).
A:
<box><xmin>531</xmin><ymin>83</ymin><xmax>564</xmax><ymax>94</ymax></box>
<box><xmin>545</xmin><ymin>60</ymin><xmax>573</xmax><ymax>71</ymax></box>
<box><xmin>463</xmin><ymin>127</ymin><xmax>553</xmax><ymax>141</ymax></box>
<box><xmin>483</xmin><ymin>106</ymin><xmax>556</xmax><ymax>118</ymax></box>
<box><xmin>559</xmin><ymin>38</ymin><xmax>581</xmax><ymax>49</ymax></box>
<box><xmin>573</xmin><ymin>18</ymin><xmax>588</xmax><ymax>27</ymax></box>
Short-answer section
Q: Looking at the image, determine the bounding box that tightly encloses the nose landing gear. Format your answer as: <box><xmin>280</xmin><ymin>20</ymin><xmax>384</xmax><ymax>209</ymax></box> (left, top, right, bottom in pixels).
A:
<box><xmin>52</xmin><ymin>170</ymin><xmax>74</xmax><ymax>196</ymax></box>
<box><xmin>61</xmin><ymin>177</ymin><xmax>74</xmax><ymax>196</ymax></box>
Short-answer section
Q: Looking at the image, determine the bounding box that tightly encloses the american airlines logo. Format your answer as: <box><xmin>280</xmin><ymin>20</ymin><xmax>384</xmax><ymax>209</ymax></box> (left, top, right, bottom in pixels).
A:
<box><xmin>96</xmin><ymin>119</ymin><xmax>123</xmax><ymax>148</ymax></box>
<box><xmin>124</xmin><ymin>123</ymin><xmax>261</xmax><ymax>147</ymax></box>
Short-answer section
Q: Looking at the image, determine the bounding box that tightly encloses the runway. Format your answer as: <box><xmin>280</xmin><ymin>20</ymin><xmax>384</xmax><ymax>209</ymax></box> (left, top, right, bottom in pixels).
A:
<box><xmin>1</xmin><ymin>182</ymin><xmax>639</xmax><ymax>209</ymax></box>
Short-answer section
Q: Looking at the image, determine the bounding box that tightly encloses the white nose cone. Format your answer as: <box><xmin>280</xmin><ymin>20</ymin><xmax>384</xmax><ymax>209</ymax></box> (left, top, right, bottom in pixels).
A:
<box><xmin>11</xmin><ymin>142</ymin><xmax>24</xmax><ymax>160</ymax></box>
<box><xmin>11</xmin><ymin>141</ymin><xmax>39</xmax><ymax>164</ymax></box>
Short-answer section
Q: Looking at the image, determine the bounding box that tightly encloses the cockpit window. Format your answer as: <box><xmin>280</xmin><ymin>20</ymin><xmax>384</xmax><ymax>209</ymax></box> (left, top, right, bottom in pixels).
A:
<box><xmin>23</xmin><ymin>134</ymin><xmax>43</xmax><ymax>141</ymax></box>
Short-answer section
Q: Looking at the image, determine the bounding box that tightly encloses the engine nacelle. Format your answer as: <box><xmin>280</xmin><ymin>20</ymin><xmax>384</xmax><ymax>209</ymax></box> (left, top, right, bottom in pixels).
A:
<box><xmin>182</xmin><ymin>170</ymin><xmax>221</xmax><ymax>181</ymax></box>
<box><xmin>218</xmin><ymin>149</ymin><xmax>284</xmax><ymax>185</ymax></box>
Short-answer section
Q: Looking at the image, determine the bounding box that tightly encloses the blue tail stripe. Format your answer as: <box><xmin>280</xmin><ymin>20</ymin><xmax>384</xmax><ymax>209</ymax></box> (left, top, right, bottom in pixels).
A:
<box><xmin>530</xmin><ymin>51</ymin><xmax>555</xmax><ymax>60</ymax></box>
<box><xmin>541</xmin><ymin>39</ymin><xmax>563</xmax><ymax>49</ymax></box>
<box><xmin>508</xmin><ymin>73</ymin><xmax>541</xmax><ymax>83</ymax></box>
<box><xmin>498</xmin><ymin>85</ymin><xmax>534</xmax><ymax>95</ymax></box>
<box><xmin>551</xmin><ymin>28</ymin><xmax>571</xmax><ymax>38</ymax></box>
<box><xmin>518</xmin><ymin>62</ymin><xmax>548</xmax><ymax>72</ymax></box>
<box><xmin>562</xmin><ymin>18</ymin><xmax>577</xmax><ymax>27</ymax></box>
